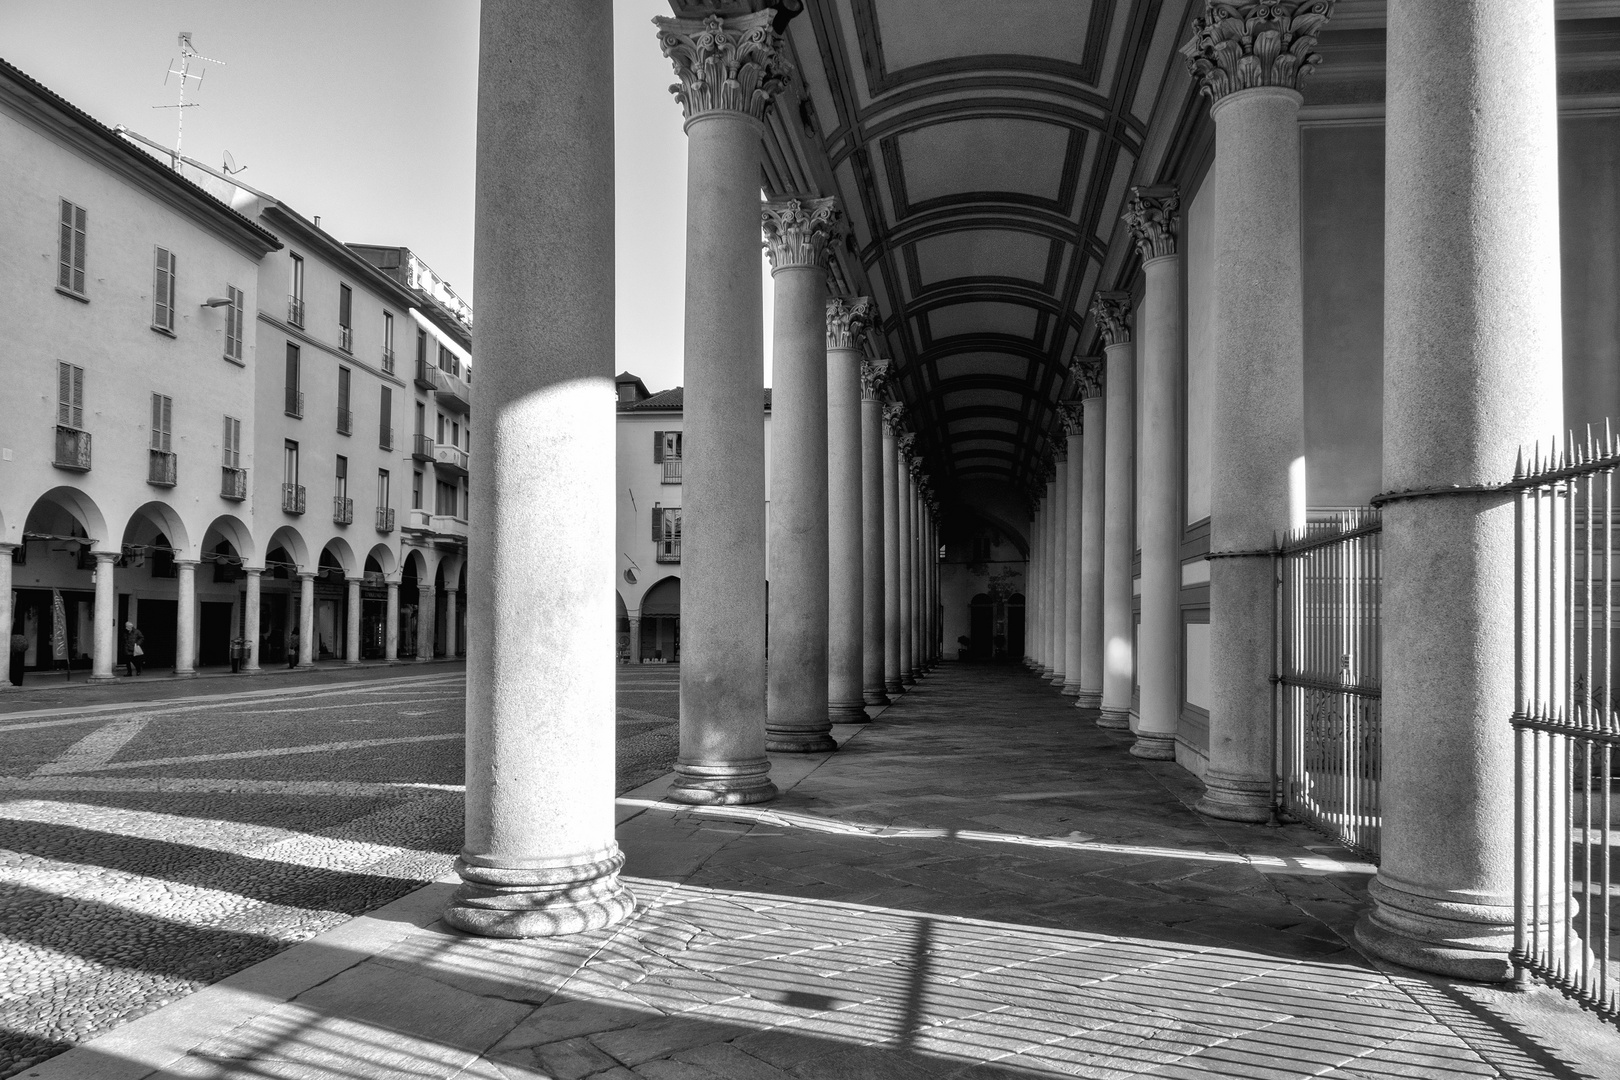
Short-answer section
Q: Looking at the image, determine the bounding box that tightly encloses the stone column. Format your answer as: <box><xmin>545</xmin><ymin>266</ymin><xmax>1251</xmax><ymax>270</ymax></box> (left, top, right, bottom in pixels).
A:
<box><xmin>659</xmin><ymin>8</ymin><xmax>788</xmax><ymax>800</ymax></box>
<box><xmin>627</xmin><ymin>615</ymin><xmax>641</xmax><ymax>665</ymax></box>
<box><xmin>284</xmin><ymin>591</ymin><xmax>298</xmax><ymax>662</ymax></box>
<box><xmin>907</xmin><ymin>468</ymin><xmax>923</xmax><ymax>679</ymax></box>
<box><xmin>0</xmin><ymin>545</ymin><xmax>11</xmax><ymax>688</ymax></box>
<box><xmin>1027</xmin><ymin>501</ymin><xmax>1043</xmax><ymax>668</ymax></box>
<box><xmin>1354</xmin><ymin>0</ymin><xmax>1561</xmax><ymax>981</ymax></box>
<box><xmin>860</xmin><ymin>360</ymin><xmax>891</xmax><ymax>704</ymax></box>
<box><xmin>763</xmin><ymin>199</ymin><xmax>842</xmax><ymax>753</ymax></box>
<box><xmin>444</xmin><ymin>0</ymin><xmax>634</xmax><ymax>938</ymax></box>
<box><xmin>90</xmin><ymin>551</ymin><xmax>116</xmax><ymax>680</ymax></box>
<box><xmin>1074</xmin><ymin>359</ymin><xmax>1107</xmax><ymax>712</ymax></box>
<box><xmin>298</xmin><ymin>572</ymin><xmax>316</xmax><ymax>667</ymax></box>
<box><xmin>443</xmin><ymin>586</ymin><xmax>459</xmax><ymax>658</ymax></box>
<box><xmin>1181</xmin><ymin>4</ymin><xmax>1315</xmax><ymax>820</ymax></box>
<box><xmin>385</xmin><ymin>579</ymin><xmax>399</xmax><ymax>662</ymax></box>
<box><xmin>897</xmin><ymin>436</ymin><xmax>916</xmax><ymax>686</ymax></box>
<box><xmin>1125</xmin><ymin>186</ymin><xmax>1183</xmax><ymax>760</ymax></box>
<box><xmin>416</xmin><ymin>576</ymin><xmax>437</xmax><ymax>662</ymax></box>
<box><xmin>1046</xmin><ymin>449</ymin><xmax>1069</xmax><ymax>686</ymax></box>
<box><xmin>882</xmin><ymin>404</ymin><xmax>905</xmax><ymax>695</ymax></box>
<box><xmin>824</xmin><ymin>292</ymin><xmax>872</xmax><ymax>724</ymax></box>
<box><xmin>1058</xmin><ymin>405</ymin><xmax>1085</xmax><ymax>694</ymax></box>
<box><xmin>346</xmin><ymin>577</ymin><xmax>364</xmax><ymax>664</ymax></box>
<box><xmin>1094</xmin><ymin>295</ymin><xmax>1137</xmax><ymax>727</ymax></box>
<box><xmin>1039</xmin><ymin>478</ymin><xmax>1056</xmax><ymax>671</ymax></box>
<box><xmin>174</xmin><ymin>559</ymin><xmax>198</xmax><ymax>677</ymax></box>
<box><xmin>243</xmin><ymin>567</ymin><xmax>262</xmax><ymax>672</ymax></box>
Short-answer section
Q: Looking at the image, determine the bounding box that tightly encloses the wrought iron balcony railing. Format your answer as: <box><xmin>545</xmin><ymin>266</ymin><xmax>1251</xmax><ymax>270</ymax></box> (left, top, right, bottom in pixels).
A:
<box><xmin>375</xmin><ymin>506</ymin><xmax>395</xmax><ymax>533</ymax></box>
<box><xmin>661</xmin><ymin>458</ymin><xmax>683</xmax><ymax>484</ymax></box>
<box><xmin>333</xmin><ymin>496</ymin><xmax>353</xmax><ymax>525</ymax></box>
<box><xmin>288</xmin><ymin>295</ymin><xmax>305</xmax><ymax>328</ymax></box>
<box><xmin>656</xmin><ymin>541</ymin><xmax>682</xmax><ymax>564</ymax></box>
<box><xmin>381</xmin><ymin>347</ymin><xmax>396</xmax><ymax>375</ymax></box>
<box><xmin>147</xmin><ymin>448</ymin><xmax>177</xmax><ymax>487</ymax></box>
<box><xmin>285</xmin><ymin>387</ymin><xmax>303</xmax><ymax>418</ymax></box>
<box><xmin>411</xmin><ymin>433</ymin><xmax>434</xmax><ymax>461</ymax></box>
<box><xmin>281</xmin><ymin>483</ymin><xmax>305</xmax><ymax>515</ymax></box>
<box><xmin>53</xmin><ymin>425</ymin><xmax>91</xmax><ymax>471</ymax></box>
<box><xmin>414</xmin><ymin>356</ymin><xmax>436</xmax><ymax>390</ymax></box>
<box><xmin>220</xmin><ymin>466</ymin><xmax>247</xmax><ymax>501</ymax></box>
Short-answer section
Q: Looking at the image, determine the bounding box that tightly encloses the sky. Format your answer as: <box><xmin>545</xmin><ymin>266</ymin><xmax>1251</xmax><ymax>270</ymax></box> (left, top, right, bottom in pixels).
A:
<box><xmin>0</xmin><ymin>0</ymin><xmax>772</xmax><ymax>393</ymax></box>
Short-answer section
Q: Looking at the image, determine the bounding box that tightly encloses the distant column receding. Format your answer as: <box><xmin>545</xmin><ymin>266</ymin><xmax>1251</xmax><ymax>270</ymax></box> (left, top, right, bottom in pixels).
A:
<box><xmin>860</xmin><ymin>360</ymin><xmax>892</xmax><ymax>705</ymax></box>
<box><xmin>883</xmin><ymin>404</ymin><xmax>906</xmax><ymax>695</ymax></box>
<box><xmin>1093</xmin><ymin>293</ymin><xmax>1136</xmax><ymax>729</ymax></box>
<box><xmin>825</xmin><ymin>292</ymin><xmax>873</xmax><ymax>725</ymax></box>
<box><xmin>1047</xmin><ymin>447</ymin><xmax>1070</xmax><ymax>686</ymax></box>
<box><xmin>1074</xmin><ymin>358</ymin><xmax>1107</xmax><ymax>713</ymax></box>
<box><xmin>1058</xmin><ymin>403</ymin><xmax>1084</xmax><ymax>696</ymax></box>
<box><xmin>897</xmin><ymin>434</ymin><xmax>916</xmax><ymax>686</ymax></box>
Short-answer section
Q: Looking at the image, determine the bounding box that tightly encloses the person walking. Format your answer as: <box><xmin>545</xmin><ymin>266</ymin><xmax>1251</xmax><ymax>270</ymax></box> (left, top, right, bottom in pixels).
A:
<box><xmin>8</xmin><ymin>631</ymin><xmax>26</xmax><ymax>686</ymax></box>
<box><xmin>287</xmin><ymin>627</ymin><xmax>300</xmax><ymax>669</ymax></box>
<box><xmin>122</xmin><ymin>621</ymin><xmax>144</xmax><ymax>677</ymax></box>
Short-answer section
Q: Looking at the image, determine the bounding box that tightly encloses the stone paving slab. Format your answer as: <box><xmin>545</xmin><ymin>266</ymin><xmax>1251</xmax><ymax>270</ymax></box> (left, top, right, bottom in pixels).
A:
<box><xmin>20</xmin><ymin>664</ymin><xmax>1620</xmax><ymax>1079</ymax></box>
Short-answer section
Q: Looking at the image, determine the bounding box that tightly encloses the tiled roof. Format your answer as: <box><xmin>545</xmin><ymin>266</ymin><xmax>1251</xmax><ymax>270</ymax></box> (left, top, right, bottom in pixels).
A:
<box><xmin>617</xmin><ymin>388</ymin><xmax>773</xmax><ymax>413</ymax></box>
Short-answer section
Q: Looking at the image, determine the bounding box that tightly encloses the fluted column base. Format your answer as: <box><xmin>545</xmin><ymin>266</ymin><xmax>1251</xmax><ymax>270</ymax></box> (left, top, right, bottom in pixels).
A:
<box><xmin>1193</xmin><ymin>768</ymin><xmax>1273</xmax><ymax>822</ymax></box>
<box><xmin>829</xmin><ymin>701</ymin><xmax>870</xmax><ymax>724</ymax></box>
<box><xmin>1353</xmin><ymin>876</ymin><xmax>1515</xmax><ymax>982</ymax></box>
<box><xmin>1098</xmin><ymin>705</ymin><xmax>1132</xmax><ymax>729</ymax></box>
<box><xmin>445</xmin><ymin>846</ymin><xmax>635</xmax><ymax>938</ymax></box>
<box><xmin>1129</xmin><ymin>731</ymin><xmax>1176</xmax><ymax>760</ymax></box>
<box><xmin>863</xmin><ymin>688</ymin><xmax>891</xmax><ymax>706</ymax></box>
<box><xmin>668</xmin><ymin>759</ymin><xmax>778</xmax><ymax>805</ymax></box>
<box><xmin>766</xmin><ymin>729</ymin><xmax>839</xmax><ymax>754</ymax></box>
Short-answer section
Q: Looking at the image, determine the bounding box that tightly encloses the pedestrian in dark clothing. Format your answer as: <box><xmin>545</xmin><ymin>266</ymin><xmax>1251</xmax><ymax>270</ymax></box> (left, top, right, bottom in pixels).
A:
<box><xmin>287</xmin><ymin>628</ymin><xmax>300</xmax><ymax>668</ymax></box>
<box><xmin>123</xmin><ymin>622</ymin><xmax>144</xmax><ymax>677</ymax></box>
<box><xmin>8</xmin><ymin>632</ymin><xmax>25</xmax><ymax>686</ymax></box>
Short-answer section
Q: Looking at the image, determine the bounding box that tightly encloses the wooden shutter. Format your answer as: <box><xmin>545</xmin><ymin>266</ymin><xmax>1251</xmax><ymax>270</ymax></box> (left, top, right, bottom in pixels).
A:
<box><xmin>225</xmin><ymin>286</ymin><xmax>243</xmax><ymax>359</ymax></box>
<box><xmin>338</xmin><ymin>368</ymin><xmax>351</xmax><ymax>413</ymax></box>
<box><xmin>339</xmin><ymin>284</ymin><xmax>352</xmax><ymax>328</ymax></box>
<box><xmin>653</xmin><ymin>431</ymin><xmax>664</xmax><ymax>463</ymax></box>
<box><xmin>154</xmin><ymin>247</ymin><xmax>174</xmax><ymax>329</ymax></box>
<box><xmin>380</xmin><ymin>386</ymin><xmax>392</xmax><ymax>430</ymax></box>
<box><xmin>651</xmin><ymin>504</ymin><xmax>663</xmax><ymax>541</ymax></box>
<box><xmin>222</xmin><ymin>415</ymin><xmax>241</xmax><ymax>467</ymax></box>
<box><xmin>57</xmin><ymin>362</ymin><xmax>84</xmax><ymax>428</ymax></box>
<box><xmin>58</xmin><ymin>200</ymin><xmax>86</xmax><ymax>293</ymax></box>
<box><xmin>285</xmin><ymin>343</ymin><xmax>299</xmax><ymax>392</ymax></box>
<box><xmin>150</xmin><ymin>394</ymin><xmax>172</xmax><ymax>451</ymax></box>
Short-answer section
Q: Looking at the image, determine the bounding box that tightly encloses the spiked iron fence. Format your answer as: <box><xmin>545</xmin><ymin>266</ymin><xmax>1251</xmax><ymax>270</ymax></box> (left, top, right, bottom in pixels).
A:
<box><xmin>1277</xmin><ymin>509</ymin><xmax>1383</xmax><ymax>861</ymax></box>
<box><xmin>1513</xmin><ymin>435</ymin><xmax>1620</xmax><ymax>1023</ymax></box>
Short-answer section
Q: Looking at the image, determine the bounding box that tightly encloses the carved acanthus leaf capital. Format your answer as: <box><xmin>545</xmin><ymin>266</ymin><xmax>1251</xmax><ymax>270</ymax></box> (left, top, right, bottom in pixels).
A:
<box><xmin>1123</xmin><ymin>185</ymin><xmax>1180</xmax><ymax>261</ymax></box>
<box><xmin>860</xmin><ymin>359</ymin><xmax>892</xmax><ymax>399</ymax></box>
<box><xmin>897</xmin><ymin>432</ymin><xmax>918</xmax><ymax>459</ymax></box>
<box><xmin>883</xmin><ymin>402</ymin><xmax>909</xmax><ymax>435</ymax></box>
<box><xmin>1053</xmin><ymin>443</ymin><xmax>1068</xmax><ymax>464</ymax></box>
<box><xmin>1056</xmin><ymin>401</ymin><xmax>1084</xmax><ymax>437</ymax></box>
<box><xmin>655</xmin><ymin>10</ymin><xmax>792</xmax><ymax>124</ymax></box>
<box><xmin>1090</xmin><ymin>292</ymin><xmax>1132</xmax><ymax>346</ymax></box>
<box><xmin>1073</xmin><ymin>357</ymin><xmax>1106</xmax><ymax>399</ymax></box>
<box><xmin>908</xmin><ymin>457</ymin><xmax>927</xmax><ymax>484</ymax></box>
<box><xmin>825</xmin><ymin>295</ymin><xmax>874</xmax><ymax>350</ymax></box>
<box><xmin>762</xmin><ymin>197</ymin><xmax>841</xmax><ymax>272</ymax></box>
<box><xmin>1179</xmin><ymin>1</ymin><xmax>1336</xmax><ymax>104</ymax></box>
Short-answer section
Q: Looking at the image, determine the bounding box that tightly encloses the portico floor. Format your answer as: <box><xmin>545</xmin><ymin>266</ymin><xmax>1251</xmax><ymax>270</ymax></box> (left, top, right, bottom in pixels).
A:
<box><xmin>33</xmin><ymin>664</ymin><xmax>1620</xmax><ymax>1079</ymax></box>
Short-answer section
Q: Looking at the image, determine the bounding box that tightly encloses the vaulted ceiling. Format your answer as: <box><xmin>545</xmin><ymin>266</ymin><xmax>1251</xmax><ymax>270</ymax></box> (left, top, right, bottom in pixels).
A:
<box><xmin>769</xmin><ymin>0</ymin><xmax>1202</xmax><ymax>501</ymax></box>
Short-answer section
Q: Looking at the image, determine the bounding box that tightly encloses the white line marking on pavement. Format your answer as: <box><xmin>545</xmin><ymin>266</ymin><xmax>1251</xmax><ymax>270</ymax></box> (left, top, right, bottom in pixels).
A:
<box><xmin>616</xmin><ymin>707</ymin><xmax>677</xmax><ymax>724</ymax></box>
<box><xmin>33</xmin><ymin>716</ymin><xmax>151</xmax><ymax>776</ymax></box>
<box><xmin>42</xmin><ymin>733</ymin><xmax>463</xmax><ymax>774</ymax></box>
<box><xmin>0</xmin><ymin>775</ymin><xmax>462</xmax><ymax>797</ymax></box>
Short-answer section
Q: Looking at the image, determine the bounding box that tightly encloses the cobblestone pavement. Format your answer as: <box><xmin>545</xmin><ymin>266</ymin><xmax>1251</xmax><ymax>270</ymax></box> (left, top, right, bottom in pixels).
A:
<box><xmin>0</xmin><ymin>665</ymin><xmax>678</xmax><ymax>1077</ymax></box>
<box><xmin>27</xmin><ymin>663</ymin><xmax>1620</xmax><ymax>1080</ymax></box>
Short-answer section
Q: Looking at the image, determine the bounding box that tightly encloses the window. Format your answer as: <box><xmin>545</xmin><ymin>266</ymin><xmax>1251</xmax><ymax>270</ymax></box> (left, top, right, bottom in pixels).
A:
<box><xmin>285</xmin><ymin>343</ymin><xmax>302</xmax><ymax>417</ymax></box>
<box><xmin>337</xmin><ymin>366</ymin><xmax>352</xmax><ymax>435</ymax></box>
<box><xmin>288</xmin><ymin>252</ymin><xmax>305</xmax><ymax>326</ymax></box>
<box><xmin>451</xmin><ymin>420</ymin><xmax>460</xmax><ymax>447</ymax></box>
<box><xmin>284</xmin><ymin>440</ymin><xmax>300</xmax><ymax>486</ymax></box>
<box><xmin>224</xmin><ymin>285</ymin><xmax>244</xmax><ymax>361</ymax></box>
<box><xmin>379</xmin><ymin>386</ymin><xmax>393</xmax><ymax>449</ymax></box>
<box><xmin>222</xmin><ymin>416</ymin><xmax>242</xmax><ymax>467</ymax></box>
<box><xmin>412</xmin><ymin>469</ymin><xmax>423</xmax><ymax>510</ymax></box>
<box><xmin>150</xmin><ymin>394</ymin><xmax>172</xmax><ymax>452</ymax></box>
<box><xmin>417</xmin><ymin>327</ymin><xmax>428</xmax><ymax>367</ymax></box>
<box><xmin>415</xmin><ymin>401</ymin><xmax>425</xmax><ymax>435</ymax></box>
<box><xmin>338</xmin><ymin>283</ymin><xmax>353</xmax><ymax>352</ymax></box>
<box><xmin>377</xmin><ymin>468</ymin><xmax>391</xmax><ymax>506</ymax></box>
<box><xmin>435</xmin><ymin>479</ymin><xmax>458</xmax><ymax>517</ymax></box>
<box><xmin>382</xmin><ymin>311</ymin><xmax>395</xmax><ymax>372</ymax></box>
<box><xmin>653</xmin><ymin>504</ymin><xmax>682</xmax><ymax>562</ymax></box>
<box><xmin>57</xmin><ymin>361</ymin><xmax>84</xmax><ymax>429</ymax></box>
<box><xmin>58</xmin><ymin>199</ymin><xmax>86</xmax><ymax>295</ymax></box>
<box><xmin>335</xmin><ymin>455</ymin><xmax>348</xmax><ymax>499</ymax></box>
<box><xmin>436</xmin><ymin>412</ymin><xmax>446</xmax><ymax>443</ymax></box>
<box><xmin>654</xmin><ymin>430</ymin><xmax>683</xmax><ymax>483</ymax></box>
<box><xmin>152</xmin><ymin>246</ymin><xmax>177</xmax><ymax>331</ymax></box>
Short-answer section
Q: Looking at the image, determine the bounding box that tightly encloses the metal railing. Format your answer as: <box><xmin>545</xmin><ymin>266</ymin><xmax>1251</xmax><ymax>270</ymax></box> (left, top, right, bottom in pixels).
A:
<box><xmin>1278</xmin><ymin>509</ymin><xmax>1383</xmax><ymax>862</ymax></box>
<box><xmin>1512</xmin><ymin>436</ymin><xmax>1620</xmax><ymax>1024</ymax></box>
<box><xmin>53</xmin><ymin>425</ymin><xmax>92</xmax><ymax>471</ymax></box>
<box><xmin>381</xmin><ymin>347</ymin><xmax>395</xmax><ymax>374</ymax></box>
<box><xmin>281</xmin><ymin>483</ymin><xmax>305</xmax><ymax>515</ymax></box>
<box><xmin>220</xmin><ymin>466</ymin><xmax>247</xmax><ymax>501</ymax></box>
<box><xmin>414</xmin><ymin>356</ymin><xmax>436</xmax><ymax>390</ymax></box>
<box><xmin>376</xmin><ymin>506</ymin><xmax>395</xmax><ymax>533</ymax></box>
<box><xmin>285</xmin><ymin>387</ymin><xmax>303</xmax><ymax>418</ymax></box>
<box><xmin>288</xmin><ymin>295</ymin><xmax>304</xmax><ymax>327</ymax></box>
<box><xmin>337</xmin><ymin>407</ymin><xmax>352</xmax><ymax>436</ymax></box>
<box><xmin>147</xmin><ymin>448</ymin><xmax>177</xmax><ymax>487</ymax></box>
<box><xmin>339</xmin><ymin>325</ymin><xmax>353</xmax><ymax>353</ymax></box>
<box><xmin>656</xmin><ymin>540</ymin><xmax>681</xmax><ymax>564</ymax></box>
<box><xmin>380</xmin><ymin>425</ymin><xmax>394</xmax><ymax>452</ymax></box>
<box><xmin>662</xmin><ymin>458</ymin><xmax>683</xmax><ymax>484</ymax></box>
<box><xmin>333</xmin><ymin>496</ymin><xmax>353</xmax><ymax>525</ymax></box>
<box><xmin>412</xmin><ymin>433</ymin><xmax>434</xmax><ymax>460</ymax></box>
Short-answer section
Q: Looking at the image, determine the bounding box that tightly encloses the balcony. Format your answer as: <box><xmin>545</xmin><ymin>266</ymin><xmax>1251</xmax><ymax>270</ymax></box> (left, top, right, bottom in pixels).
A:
<box><xmin>380</xmin><ymin>426</ymin><xmax>394</xmax><ymax>452</ymax></box>
<box><xmin>376</xmin><ymin>506</ymin><xmax>396</xmax><ymax>533</ymax></box>
<box><xmin>656</xmin><ymin>542</ymin><xmax>682</xmax><ymax>564</ymax></box>
<box><xmin>220</xmin><ymin>466</ymin><xmax>247</xmax><ymax>501</ymax></box>
<box><xmin>339</xmin><ymin>325</ymin><xmax>353</xmax><ymax>353</ymax></box>
<box><xmin>53</xmin><ymin>425</ymin><xmax>91</xmax><ymax>471</ymax></box>
<box><xmin>433</xmin><ymin>441</ymin><xmax>469</xmax><ymax>477</ymax></box>
<box><xmin>333</xmin><ymin>496</ymin><xmax>353</xmax><ymax>525</ymax></box>
<box><xmin>288</xmin><ymin>295</ymin><xmax>305</xmax><ymax>328</ymax></box>
<box><xmin>414</xmin><ymin>356</ymin><xmax>436</xmax><ymax>390</ymax></box>
<box><xmin>285</xmin><ymin>387</ymin><xmax>303</xmax><ymax>418</ymax></box>
<box><xmin>337</xmin><ymin>407</ymin><xmax>352</xmax><ymax>436</ymax></box>
<box><xmin>381</xmin><ymin>347</ymin><xmax>396</xmax><ymax>375</ymax></box>
<box><xmin>434</xmin><ymin>367</ymin><xmax>471</xmax><ymax>414</ymax></box>
<box><xmin>282</xmin><ymin>483</ymin><xmax>306</xmax><ymax>515</ymax></box>
<box><xmin>407</xmin><ymin>508</ymin><xmax>432</xmax><ymax>531</ymax></box>
<box><xmin>411</xmin><ymin>433</ymin><xmax>434</xmax><ymax>461</ymax></box>
<box><xmin>661</xmin><ymin>458</ymin><xmax>683</xmax><ymax>484</ymax></box>
<box><xmin>429</xmin><ymin>514</ymin><xmax>468</xmax><ymax>539</ymax></box>
<box><xmin>147</xmin><ymin>448</ymin><xmax>177</xmax><ymax>487</ymax></box>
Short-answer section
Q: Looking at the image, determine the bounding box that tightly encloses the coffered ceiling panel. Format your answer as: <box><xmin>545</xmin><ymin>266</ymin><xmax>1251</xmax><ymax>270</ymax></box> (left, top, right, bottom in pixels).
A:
<box><xmin>872</xmin><ymin>0</ymin><xmax>1094</xmax><ymax>71</ymax></box>
<box><xmin>933</xmin><ymin>352</ymin><xmax>1028</xmax><ymax>382</ymax></box>
<box><xmin>893</xmin><ymin>117</ymin><xmax>1074</xmax><ymax>209</ymax></box>
<box><xmin>913</xmin><ymin>229</ymin><xmax>1054</xmax><ymax>288</ymax></box>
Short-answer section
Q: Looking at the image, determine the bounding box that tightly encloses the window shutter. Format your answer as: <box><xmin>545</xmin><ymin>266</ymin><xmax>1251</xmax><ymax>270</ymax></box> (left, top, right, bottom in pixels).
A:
<box><xmin>58</xmin><ymin>201</ymin><xmax>73</xmax><ymax>289</ymax></box>
<box><xmin>380</xmin><ymin>386</ymin><xmax>392</xmax><ymax>430</ymax></box>
<box><xmin>285</xmin><ymin>344</ymin><xmax>299</xmax><ymax>391</ymax></box>
<box><xmin>225</xmin><ymin>285</ymin><xmax>243</xmax><ymax>358</ymax></box>
<box><xmin>653</xmin><ymin>431</ymin><xmax>664</xmax><ymax>463</ymax></box>
<box><xmin>154</xmin><ymin>247</ymin><xmax>172</xmax><ymax>328</ymax></box>
<box><xmin>652</xmin><ymin>505</ymin><xmax>662</xmax><ymax>542</ymax></box>
<box><xmin>167</xmin><ymin>251</ymin><xmax>177</xmax><ymax>326</ymax></box>
<box><xmin>338</xmin><ymin>368</ymin><xmax>351</xmax><ymax>413</ymax></box>
<box><xmin>72</xmin><ymin>205</ymin><xmax>86</xmax><ymax>293</ymax></box>
<box><xmin>161</xmin><ymin>395</ymin><xmax>172</xmax><ymax>451</ymax></box>
<box><xmin>71</xmin><ymin>364</ymin><xmax>83</xmax><ymax>427</ymax></box>
<box><xmin>673</xmin><ymin>509</ymin><xmax>681</xmax><ymax>543</ymax></box>
<box><xmin>57</xmin><ymin>361</ymin><xmax>71</xmax><ymax>425</ymax></box>
<box><xmin>151</xmin><ymin>394</ymin><xmax>162</xmax><ymax>449</ymax></box>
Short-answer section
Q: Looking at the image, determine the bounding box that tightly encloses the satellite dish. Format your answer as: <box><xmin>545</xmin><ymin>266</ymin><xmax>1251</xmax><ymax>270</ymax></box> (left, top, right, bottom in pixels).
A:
<box><xmin>222</xmin><ymin>150</ymin><xmax>245</xmax><ymax>175</ymax></box>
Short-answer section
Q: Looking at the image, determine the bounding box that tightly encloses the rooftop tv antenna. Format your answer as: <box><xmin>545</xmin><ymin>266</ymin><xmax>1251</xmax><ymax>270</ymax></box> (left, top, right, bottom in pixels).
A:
<box><xmin>154</xmin><ymin>32</ymin><xmax>224</xmax><ymax>170</ymax></box>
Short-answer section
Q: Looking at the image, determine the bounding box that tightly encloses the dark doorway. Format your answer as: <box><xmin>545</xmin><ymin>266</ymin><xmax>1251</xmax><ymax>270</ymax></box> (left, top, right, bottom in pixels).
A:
<box><xmin>969</xmin><ymin>593</ymin><xmax>994</xmax><ymax>660</ymax></box>
<box><xmin>137</xmin><ymin>599</ymin><xmax>178</xmax><ymax>670</ymax></box>
<box><xmin>199</xmin><ymin>603</ymin><xmax>233</xmax><ymax>667</ymax></box>
<box><xmin>1006</xmin><ymin>593</ymin><xmax>1026</xmax><ymax>661</ymax></box>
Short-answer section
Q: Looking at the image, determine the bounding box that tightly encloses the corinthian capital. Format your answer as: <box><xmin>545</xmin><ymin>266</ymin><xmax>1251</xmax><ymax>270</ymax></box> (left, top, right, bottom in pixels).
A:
<box><xmin>762</xmin><ymin>197</ymin><xmax>841</xmax><ymax>272</ymax></box>
<box><xmin>1180</xmin><ymin>1</ymin><xmax>1336</xmax><ymax>104</ymax></box>
<box><xmin>1056</xmin><ymin>401</ymin><xmax>1084</xmax><ymax>438</ymax></box>
<box><xmin>1123</xmin><ymin>185</ymin><xmax>1179</xmax><ymax>261</ymax></box>
<box><xmin>1073</xmin><ymin>357</ymin><xmax>1106</xmax><ymax>399</ymax></box>
<box><xmin>825</xmin><ymin>296</ymin><xmax>874</xmax><ymax>350</ymax></box>
<box><xmin>1090</xmin><ymin>292</ymin><xmax>1132</xmax><ymax>346</ymax></box>
<box><xmin>1053</xmin><ymin>443</ymin><xmax>1068</xmax><ymax>464</ymax></box>
<box><xmin>655</xmin><ymin>10</ymin><xmax>792</xmax><ymax>124</ymax></box>
<box><xmin>860</xmin><ymin>359</ymin><xmax>892</xmax><ymax>399</ymax></box>
<box><xmin>883</xmin><ymin>402</ymin><xmax>909</xmax><ymax>435</ymax></box>
<box><xmin>897</xmin><ymin>433</ymin><xmax>918</xmax><ymax>459</ymax></box>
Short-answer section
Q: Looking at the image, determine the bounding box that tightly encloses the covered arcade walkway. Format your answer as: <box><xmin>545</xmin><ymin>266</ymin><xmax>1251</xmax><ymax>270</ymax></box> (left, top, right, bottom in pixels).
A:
<box><xmin>34</xmin><ymin>665</ymin><xmax>1614</xmax><ymax>1080</ymax></box>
